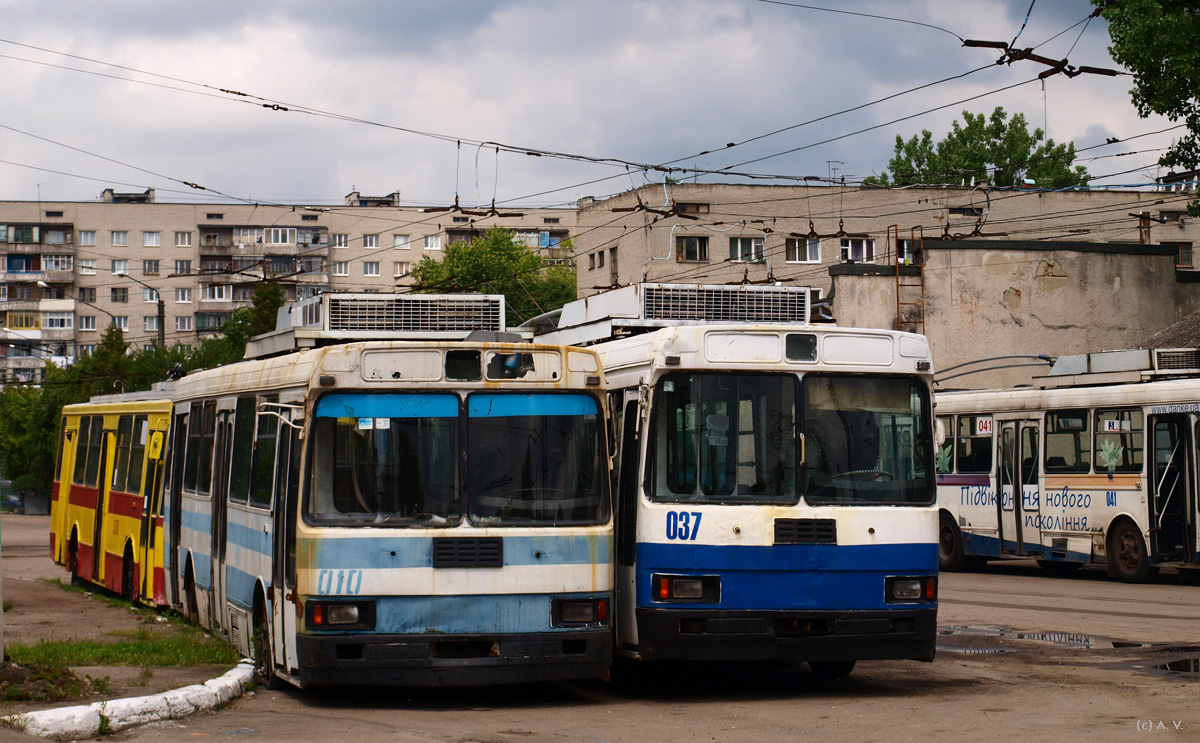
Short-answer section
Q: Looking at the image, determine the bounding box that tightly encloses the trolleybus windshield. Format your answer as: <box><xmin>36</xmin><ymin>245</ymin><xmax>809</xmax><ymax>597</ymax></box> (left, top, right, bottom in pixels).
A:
<box><xmin>802</xmin><ymin>375</ymin><xmax>933</xmax><ymax>505</ymax></box>
<box><xmin>306</xmin><ymin>391</ymin><xmax>607</xmax><ymax>527</ymax></box>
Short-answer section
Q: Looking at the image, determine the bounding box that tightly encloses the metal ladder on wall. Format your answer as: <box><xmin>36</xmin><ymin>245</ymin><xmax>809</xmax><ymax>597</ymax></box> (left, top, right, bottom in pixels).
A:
<box><xmin>890</xmin><ymin>224</ymin><xmax>926</xmax><ymax>336</ymax></box>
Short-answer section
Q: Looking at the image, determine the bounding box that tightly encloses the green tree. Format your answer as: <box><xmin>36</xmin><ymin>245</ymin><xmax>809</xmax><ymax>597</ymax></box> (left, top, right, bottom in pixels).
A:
<box><xmin>1097</xmin><ymin>0</ymin><xmax>1200</xmax><ymax>213</ymax></box>
<box><xmin>866</xmin><ymin>107</ymin><xmax>1089</xmax><ymax>188</ymax></box>
<box><xmin>410</xmin><ymin>228</ymin><xmax>577</xmax><ymax>324</ymax></box>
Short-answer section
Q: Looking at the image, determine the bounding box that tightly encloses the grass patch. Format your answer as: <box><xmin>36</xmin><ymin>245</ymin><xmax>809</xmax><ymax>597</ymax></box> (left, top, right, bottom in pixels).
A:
<box><xmin>6</xmin><ymin>625</ymin><xmax>240</xmax><ymax>667</ymax></box>
<box><xmin>0</xmin><ymin>664</ymin><xmax>102</xmax><ymax>703</ymax></box>
<box><xmin>39</xmin><ymin>578</ymin><xmax>137</xmax><ymax>611</ymax></box>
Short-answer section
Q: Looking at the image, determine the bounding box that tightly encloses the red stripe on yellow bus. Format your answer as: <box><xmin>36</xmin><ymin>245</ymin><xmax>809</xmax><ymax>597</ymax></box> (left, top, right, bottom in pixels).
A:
<box><xmin>69</xmin><ymin>485</ymin><xmax>98</xmax><ymax>511</ymax></box>
<box><xmin>108</xmin><ymin>490</ymin><xmax>143</xmax><ymax>520</ymax></box>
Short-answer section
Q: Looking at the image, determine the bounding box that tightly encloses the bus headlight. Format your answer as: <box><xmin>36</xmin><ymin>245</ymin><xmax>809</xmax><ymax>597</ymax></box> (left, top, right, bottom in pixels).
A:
<box><xmin>306</xmin><ymin>601</ymin><xmax>376</xmax><ymax>630</ymax></box>
<box><xmin>886</xmin><ymin>576</ymin><xmax>937</xmax><ymax>603</ymax></box>
<box><xmin>652</xmin><ymin>574</ymin><xmax>720</xmax><ymax>603</ymax></box>
<box><xmin>552</xmin><ymin>597</ymin><xmax>609</xmax><ymax>627</ymax></box>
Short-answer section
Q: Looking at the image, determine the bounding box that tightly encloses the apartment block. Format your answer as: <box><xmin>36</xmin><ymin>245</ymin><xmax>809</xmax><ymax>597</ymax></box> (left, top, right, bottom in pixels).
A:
<box><xmin>0</xmin><ymin>189</ymin><xmax>574</xmax><ymax>383</ymax></box>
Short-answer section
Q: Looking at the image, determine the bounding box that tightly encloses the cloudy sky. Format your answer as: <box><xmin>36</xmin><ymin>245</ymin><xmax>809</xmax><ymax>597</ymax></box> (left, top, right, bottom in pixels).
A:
<box><xmin>0</xmin><ymin>0</ymin><xmax>1175</xmax><ymax>207</ymax></box>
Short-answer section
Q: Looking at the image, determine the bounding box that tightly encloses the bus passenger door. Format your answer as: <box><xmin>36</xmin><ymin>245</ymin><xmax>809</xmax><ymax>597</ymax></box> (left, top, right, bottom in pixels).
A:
<box><xmin>614</xmin><ymin>394</ymin><xmax>641</xmax><ymax>650</ymax></box>
<box><xmin>272</xmin><ymin>417</ymin><xmax>300</xmax><ymax>676</ymax></box>
<box><xmin>1019</xmin><ymin>422</ymin><xmax>1042</xmax><ymax>554</ymax></box>
<box><xmin>92</xmin><ymin>425</ymin><xmax>116</xmax><ymax>581</ymax></box>
<box><xmin>210</xmin><ymin>411</ymin><xmax>233</xmax><ymax>634</ymax></box>
<box><xmin>997</xmin><ymin>423</ymin><xmax>1020</xmax><ymax>553</ymax></box>
<box><xmin>166</xmin><ymin>410</ymin><xmax>188</xmax><ymax>609</ymax></box>
<box><xmin>140</xmin><ymin>426</ymin><xmax>167</xmax><ymax>604</ymax></box>
<box><xmin>1149</xmin><ymin>415</ymin><xmax>1189</xmax><ymax>562</ymax></box>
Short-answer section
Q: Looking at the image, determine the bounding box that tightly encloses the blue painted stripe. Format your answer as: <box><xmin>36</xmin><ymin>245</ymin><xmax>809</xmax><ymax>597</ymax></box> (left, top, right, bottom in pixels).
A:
<box><xmin>315</xmin><ymin>392</ymin><xmax>459</xmax><ymax>419</ymax></box>
<box><xmin>307</xmin><ymin>592</ymin><xmax>610</xmax><ymax>635</ymax></box>
<box><xmin>468</xmin><ymin>393</ymin><xmax>598</xmax><ymax>418</ymax></box>
<box><xmin>636</xmin><ymin>542</ymin><xmax>937</xmax><ymax>611</ymax></box>
<box><xmin>188</xmin><ymin>551</ymin><xmax>214</xmax><ymax>589</ymax></box>
<box><xmin>181</xmin><ymin>508</ymin><xmax>212</xmax><ymax>536</ymax></box>
<box><xmin>961</xmin><ymin>530</ymin><xmax>1087</xmax><ymax>563</ymax></box>
<box><xmin>226</xmin><ymin>521</ymin><xmax>272</xmax><ymax>557</ymax></box>
<box><xmin>304</xmin><ymin>533</ymin><xmax>612</xmax><ymax>570</ymax></box>
<box><xmin>224</xmin><ymin>562</ymin><xmax>259</xmax><ymax>610</ymax></box>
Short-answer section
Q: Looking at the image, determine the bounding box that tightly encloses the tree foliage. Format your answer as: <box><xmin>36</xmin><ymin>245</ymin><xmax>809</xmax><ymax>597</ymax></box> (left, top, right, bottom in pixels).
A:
<box><xmin>866</xmin><ymin>107</ymin><xmax>1089</xmax><ymax>188</ymax></box>
<box><xmin>0</xmin><ymin>282</ymin><xmax>287</xmax><ymax>494</ymax></box>
<box><xmin>1097</xmin><ymin>0</ymin><xmax>1200</xmax><ymax>212</ymax></box>
<box><xmin>410</xmin><ymin>227</ymin><xmax>577</xmax><ymax>324</ymax></box>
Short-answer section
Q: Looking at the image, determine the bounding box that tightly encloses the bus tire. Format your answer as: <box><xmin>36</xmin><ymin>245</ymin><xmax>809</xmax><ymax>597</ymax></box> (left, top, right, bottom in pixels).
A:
<box><xmin>809</xmin><ymin>660</ymin><xmax>855</xmax><ymax>680</ymax></box>
<box><xmin>253</xmin><ymin>595</ymin><xmax>281</xmax><ymax>690</ymax></box>
<box><xmin>67</xmin><ymin>532</ymin><xmax>83</xmax><ymax>587</ymax></box>
<box><xmin>121</xmin><ymin>543</ymin><xmax>136</xmax><ymax>601</ymax></box>
<box><xmin>939</xmin><ymin>512</ymin><xmax>968</xmax><ymax>572</ymax></box>
<box><xmin>1109</xmin><ymin>520</ymin><xmax>1155</xmax><ymax>584</ymax></box>
<box><xmin>183</xmin><ymin>563</ymin><xmax>199</xmax><ymax>624</ymax></box>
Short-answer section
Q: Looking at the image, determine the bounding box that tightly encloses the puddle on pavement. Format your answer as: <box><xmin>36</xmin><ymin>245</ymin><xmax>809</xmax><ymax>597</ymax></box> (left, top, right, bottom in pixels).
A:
<box><xmin>937</xmin><ymin>625</ymin><xmax>1146</xmax><ymax>654</ymax></box>
<box><xmin>1156</xmin><ymin>659</ymin><xmax>1200</xmax><ymax>674</ymax></box>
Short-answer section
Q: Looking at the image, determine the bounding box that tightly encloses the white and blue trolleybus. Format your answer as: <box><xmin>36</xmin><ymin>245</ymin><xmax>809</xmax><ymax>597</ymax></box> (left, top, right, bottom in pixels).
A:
<box><xmin>538</xmin><ymin>284</ymin><xmax>938</xmax><ymax>677</ymax></box>
<box><xmin>162</xmin><ymin>293</ymin><xmax>613</xmax><ymax>687</ymax></box>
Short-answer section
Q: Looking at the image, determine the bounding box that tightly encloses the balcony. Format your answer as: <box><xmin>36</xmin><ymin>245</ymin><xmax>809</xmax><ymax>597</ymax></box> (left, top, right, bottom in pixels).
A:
<box><xmin>0</xmin><ymin>299</ymin><xmax>40</xmax><ymax>311</ymax></box>
<box><xmin>2</xmin><ymin>271</ymin><xmax>46</xmax><ymax>284</ymax></box>
<box><xmin>5</xmin><ymin>241</ymin><xmax>76</xmax><ymax>256</ymax></box>
<box><xmin>0</xmin><ymin>356</ymin><xmax>46</xmax><ymax>370</ymax></box>
<box><xmin>293</xmin><ymin>272</ymin><xmax>329</xmax><ymax>284</ymax></box>
<box><xmin>44</xmin><ymin>269</ymin><xmax>74</xmax><ymax>284</ymax></box>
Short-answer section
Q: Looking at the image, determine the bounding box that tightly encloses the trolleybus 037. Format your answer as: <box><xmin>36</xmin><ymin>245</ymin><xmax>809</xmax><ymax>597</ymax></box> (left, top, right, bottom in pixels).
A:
<box><xmin>538</xmin><ymin>284</ymin><xmax>939</xmax><ymax>678</ymax></box>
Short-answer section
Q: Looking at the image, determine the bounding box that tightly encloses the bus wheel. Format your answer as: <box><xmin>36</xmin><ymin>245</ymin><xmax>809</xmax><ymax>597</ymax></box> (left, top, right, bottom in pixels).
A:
<box><xmin>1110</xmin><ymin>521</ymin><xmax>1155</xmax><ymax>584</ymax></box>
<box><xmin>809</xmin><ymin>660</ymin><xmax>855</xmax><ymax>680</ymax></box>
<box><xmin>938</xmin><ymin>513</ymin><xmax>968</xmax><ymax>572</ymax></box>
<box><xmin>67</xmin><ymin>534</ymin><xmax>82</xmax><ymax>586</ymax></box>
<box><xmin>121</xmin><ymin>545</ymin><xmax>136</xmax><ymax>602</ymax></box>
<box><xmin>253</xmin><ymin>602</ymin><xmax>280</xmax><ymax>690</ymax></box>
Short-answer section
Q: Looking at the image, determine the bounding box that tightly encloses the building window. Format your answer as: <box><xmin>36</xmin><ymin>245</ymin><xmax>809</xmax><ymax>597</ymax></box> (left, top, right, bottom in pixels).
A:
<box><xmin>333</xmin><ymin>262</ymin><xmax>349</xmax><ymax>276</ymax></box>
<box><xmin>79</xmin><ymin>230</ymin><xmax>96</xmax><ymax>246</ymax></box>
<box><xmin>840</xmin><ymin>238</ymin><xmax>875</xmax><ymax>263</ymax></box>
<box><xmin>234</xmin><ymin>227</ymin><xmax>264</xmax><ymax>244</ymax></box>
<box><xmin>785</xmin><ymin>238</ymin><xmax>821</xmax><ymax>263</ymax></box>
<box><xmin>175</xmin><ymin>231</ymin><xmax>192</xmax><ymax>247</ymax></box>
<box><xmin>114</xmin><ymin>316</ymin><xmax>129</xmax><ymax>331</ymax></box>
<box><xmin>201</xmin><ymin>284</ymin><xmax>230</xmax><ymax>301</ymax></box>
<box><xmin>143</xmin><ymin>231</ymin><xmax>160</xmax><ymax>247</ymax></box>
<box><xmin>143</xmin><ymin>259</ymin><xmax>160</xmax><ymax>275</ymax></box>
<box><xmin>363</xmin><ymin>261</ymin><xmax>380</xmax><ymax>276</ymax></box>
<box><xmin>42</xmin><ymin>312</ymin><xmax>73</xmax><ymax>329</ymax></box>
<box><xmin>77</xmin><ymin>343</ymin><xmax>96</xmax><ymax>356</ymax></box>
<box><xmin>1166</xmin><ymin>242</ymin><xmax>1195</xmax><ymax>268</ymax></box>
<box><xmin>142</xmin><ymin>288</ymin><xmax>160</xmax><ymax>303</ymax></box>
<box><xmin>111</xmin><ymin>259</ymin><xmax>129</xmax><ymax>275</ymax></box>
<box><xmin>677</xmin><ymin>203</ymin><xmax>710</xmax><ymax>215</ymax></box>
<box><xmin>78</xmin><ymin>259</ymin><xmax>96</xmax><ymax>275</ymax></box>
<box><xmin>393</xmin><ymin>234</ymin><xmax>410</xmax><ymax>249</ymax></box>
<box><xmin>424</xmin><ymin>235</ymin><xmax>441</xmax><ymax>251</ymax></box>
<box><xmin>176</xmin><ymin>287</ymin><xmax>192</xmax><ymax>303</ymax></box>
<box><xmin>332</xmin><ymin>234</ymin><xmax>348</xmax><ymax>248</ymax></box>
<box><xmin>675</xmin><ymin>235</ymin><xmax>708</xmax><ymax>262</ymax></box>
<box><xmin>543</xmin><ymin>217</ymin><xmax>561</xmax><ymax>224</ymax></box>
<box><xmin>363</xmin><ymin>234</ymin><xmax>378</xmax><ymax>249</ymax></box>
<box><xmin>174</xmin><ymin>259</ymin><xmax>192</xmax><ymax>275</ymax></box>
<box><xmin>79</xmin><ymin>316</ymin><xmax>96</xmax><ymax>331</ymax></box>
<box><xmin>206</xmin><ymin>213</ymin><xmax>224</xmax><ymax>220</ymax></box>
<box><xmin>111</xmin><ymin>287</ymin><xmax>129</xmax><ymax>303</ymax></box>
<box><xmin>730</xmin><ymin>237</ymin><xmax>764</xmax><ymax>262</ymax></box>
<box><xmin>44</xmin><ymin>229</ymin><xmax>67</xmax><ymax>245</ymax></box>
<box><xmin>7</xmin><ymin>312</ymin><xmax>38</xmax><ymax>329</ymax></box>
<box><xmin>45</xmin><ymin>255</ymin><xmax>73</xmax><ymax>271</ymax></box>
<box><xmin>394</xmin><ymin>261</ymin><xmax>411</xmax><ymax>277</ymax></box>
<box><xmin>111</xmin><ymin>231</ymin><xmax>128</xmax><ymax>246</ymax></box>
<box><xmin>597</xmin><ymin>251</ymin><xmax>605</xmax><ymax>268</ymax></box>
<box><xmin>267</xmin><ymin>227</ymin><xmax>294</xmax><ymax>245</ymax></box>
<box><xmin>176</xmin><ymin>316</ymin><xmax>193</xmax><ymax>332</ymax></box>
<box><xmin>45</xmin><ymin>210</ymin><xmax>63</xmax><ymax>218</ymax></box>
<box><xmin>301</xmin><ymin>214</ymin><xmax>318</xmax><ymax>221</ymax></box>
<box><xmin>78</xmin><ymin>287</ymin><xmax>96</xmax><ymax>303</ymax></box>
<box><xmin>144</xmin><ymin>316</ymin><xmax>159</xmax><ymax>332</ymax></box>
<box><xmin>588</xmin><ymin>254</ymin><xmax>595</xmax><ymax>270</ymax></box>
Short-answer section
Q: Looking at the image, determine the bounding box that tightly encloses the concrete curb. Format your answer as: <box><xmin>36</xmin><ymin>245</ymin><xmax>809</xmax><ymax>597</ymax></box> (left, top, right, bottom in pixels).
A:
<box><xmin>1</xmin><ymin>662</ymin><xmax>255</xmax><ymax>740</ymax></box>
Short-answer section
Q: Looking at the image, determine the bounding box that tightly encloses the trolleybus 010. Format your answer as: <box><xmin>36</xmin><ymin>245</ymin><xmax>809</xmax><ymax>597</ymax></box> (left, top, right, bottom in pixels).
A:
<box><xmin>538</xmin><ymin>284</ymin><xmax>939</xmax><ymax>678</ymax></box>
<box><xmin>53</xmin><ymin>293</ymin><xmax>615</xmax><ymax>688</ymax></box>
